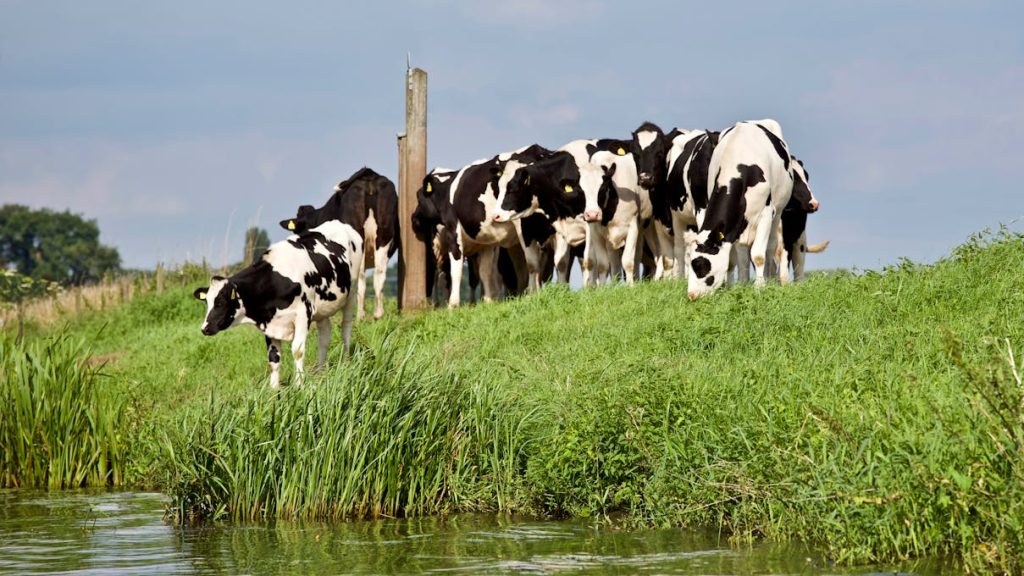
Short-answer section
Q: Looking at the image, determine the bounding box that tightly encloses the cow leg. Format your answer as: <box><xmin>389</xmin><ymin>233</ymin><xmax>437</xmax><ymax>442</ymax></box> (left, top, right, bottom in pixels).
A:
<box><xmin>339</xmin><ymin>278</ymin><xmax>359</xmax><ymax>360</ymax></box>
<box><xmin>266</xmin><ymin>337</ymin><xmax>283</xmax><ymax>389</ymax></box>
<box><xmin>291</xmin><ymin>316</ymin><xmax>310</xmax><ymax>386</ymax></box>
<box><xmin>650</xmin><ymin>221</ymin><xmax>672</xmax><ymax>280</ymax></box>
<box><xmin>750</xmin><ymin>207</ymin><xmax>777</xmax><ymax>287</ymax></box>
<box><xmin>622</xmin><ymin>220</ymin><xmax>641</xmax><ymax>285</ymax></box>
<box><xmin>554</xmin><ymin>234</ymin><xmax>572</xmax><ymax>284</ymax></box>
<box><xmin>448</xmin><ymin>251</ymin><xmax>464</xmax><ymax>308</ymax></box>
<box><xmin>477</xmin><ymin>247</ymin><xmax>500</xmax><ymax>302</ymax></box>
<box><xmin>316</xmin><ymin>318</ymin><xmax>332</xmax><ymax>371</ymax></box>
<box><xmin>732</xmin><ymin>244</ymin><xmax>750</xmax><ymax>286</ymax></box>
<box><xmin>373</xmin><ymin>243</ymin><xmax>389</xmax><ymax>319</ymax></box>
<box><xmin>356</xmin><ymin>261</ymin><xmax>367</xmax><ymax>320</ymax></box>
<box><xmin>792</xmin><ymin>230</ymin><xmax>808</xmax><ymax>282</ymax></box>
<box><xmin>678</xmin><ymin>221</ymin><xmax>697</xmax><ymax>281</ymax></box>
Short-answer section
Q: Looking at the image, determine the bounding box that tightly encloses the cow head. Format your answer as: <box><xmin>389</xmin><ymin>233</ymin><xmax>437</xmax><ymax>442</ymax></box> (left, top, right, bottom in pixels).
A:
<box><xmin>789</xmin><ymin>157</ymin><xmax>818</xmax><ymax>213</ymax></box>
<box><xmin>193</xmin><ymin>276</ymin><xmax>246</xmax><ymax>336</ymax></box>
<box><xmin>631</xmin><ymin>122</ymin><xmax>669</xmax><ymax>190</ymax></box>
<box><xmin>411</xmin><ymin>171</ymin><xmax>452</xmax><ymax>241</ymax></box>
<box><xmin>279</xmin><ymin>204</ymin><xmax>317</xmax><ymax>234</ymax></box>
<box><xmin>686</xmin><ymin>229</ymin><xmax>730</xmax><ymax>300</ymax></box>
<box><xmin>582</xmin><ymin>161</ymin><xmax>617</xmax><ymax>224</ymax></box>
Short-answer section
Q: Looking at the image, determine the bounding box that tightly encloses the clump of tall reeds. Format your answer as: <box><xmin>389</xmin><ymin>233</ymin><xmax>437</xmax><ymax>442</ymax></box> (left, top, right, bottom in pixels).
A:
<box><xmin>0</xmin><ymin>334</ymin><xmax>127</xmax><ymax>488</ymax></box>
<box><xmin>164</xmin><ymin>339</ymin><xmax>534</xmax><ymax>524</ymax></box>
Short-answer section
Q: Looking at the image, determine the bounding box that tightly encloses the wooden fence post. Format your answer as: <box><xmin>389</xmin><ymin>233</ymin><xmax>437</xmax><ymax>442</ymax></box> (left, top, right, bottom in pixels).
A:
<box><xmin>397</xmin><ymin>66</ymin><xmax>428</xmax><ymax>311</ymax></box>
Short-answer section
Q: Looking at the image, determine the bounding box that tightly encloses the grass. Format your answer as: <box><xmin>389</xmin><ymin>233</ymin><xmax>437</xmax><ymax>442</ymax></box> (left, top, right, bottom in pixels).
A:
<box><xmin>1</xmin><ymin>228</ymin><xmax>1022</xmax><ymax>572</ymax></box>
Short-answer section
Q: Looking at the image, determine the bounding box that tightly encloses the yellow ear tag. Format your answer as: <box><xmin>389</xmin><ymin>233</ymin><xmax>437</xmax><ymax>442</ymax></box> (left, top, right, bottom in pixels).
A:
<box><xmin>564</xmin><ymin>184</ymin><xmax>574</xmax><ymax>193</ymax></box>
<box><xmin>198</xmin><ymin>291</ymin><xmax>207</xmax><ymax>299</ymax></box>
<box><xmin>616</xmin><ymin>147</ymin><xmax>626</xmax><ymax>156</ymax></box>
<box><xmin>230</xmin><ymin>288</ymin><xmax>237</xmax><ymax>300</ymax></box>
<box><xmin>496</xmin><ymin>170</ymin><xmax>502</xmax><ymax>177</ymax></box>
<box><xmin>525</xmin><ymin>175</ymin><xmax>531</xmax><ymax>185</ymax></box>
<box><xmin>287</xmin><ymin>220</ymin><xmax>296</xmax><ymax>230</ymax></box>
<box><xmin>718</xmin><ymin>231</ymin><xmax>725</xmax><ymax>240</ymax></box>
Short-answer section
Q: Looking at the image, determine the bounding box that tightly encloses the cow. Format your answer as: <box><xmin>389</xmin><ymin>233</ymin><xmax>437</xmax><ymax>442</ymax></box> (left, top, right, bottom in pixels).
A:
<box><xmin>279</xmin><ymin>167</ymin><xmax>397</xmax><ymax>320</ymax></box>
<box><xmin>193</xmin><ymin>220</ymin><xmax>363</xmax><ymax>388</ymax></box>
<box><xmin>659</xmin><ymin>129</ymin><xmax>720</xmax><ymax>278</ymax></box>
<box><xmin>493</xmin><ymin>145</ymin><xmax>614</xmax><ymax>285</ymax></box>
<box><xmin>777</xmin><ymin>157</ymin><xmax>824</xmax><ymax>283</ymax></box>
<box><xmin>416</xmin><ymin>145</ymin><xmax>554</xmax><ymax>306</ymax></box>
<box><xmin>629</xmin><ymin>122</ymin><xmax>677</xmax><ymax>279</ymax></box>
<box><xmin>686</xmin><ymin>119</ymin><xmax>799</xmax><ymax>299</ymax></box>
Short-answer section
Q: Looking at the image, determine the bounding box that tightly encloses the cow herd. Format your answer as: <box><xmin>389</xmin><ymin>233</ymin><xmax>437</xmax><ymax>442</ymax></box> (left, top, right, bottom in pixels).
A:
<box><xmin>193</xmin><ymin>118</ymin><xmax>825</xmax><ymax>387</ymax></box>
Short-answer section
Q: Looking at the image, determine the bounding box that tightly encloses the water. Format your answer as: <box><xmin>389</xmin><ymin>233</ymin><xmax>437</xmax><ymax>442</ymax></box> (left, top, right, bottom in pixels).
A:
<box><xmin>0</xmin><ymin>490</ymin><xmax>951</xmax><ymax>575</ymax></box>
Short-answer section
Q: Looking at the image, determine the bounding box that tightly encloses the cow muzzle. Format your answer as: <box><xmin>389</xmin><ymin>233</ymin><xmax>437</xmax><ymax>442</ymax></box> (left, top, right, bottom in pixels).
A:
<box><xmin>583</xmin><ymin>210</ymin><xmax>602</xmax><ymax>223</ymax></box>
<box><xmin>201</xmin><ymin>325</ymin><xmax>215</xmax><ymax>336</ymax></box>
<box><xmin>638</xmin><ymin>172</ymin><xmax>654</xmax><ymax>188</ymax></box>
<box><xmin>808</xmin><ymin>198</ymin><xmax>820</xmax><ymax>213</ymax></box>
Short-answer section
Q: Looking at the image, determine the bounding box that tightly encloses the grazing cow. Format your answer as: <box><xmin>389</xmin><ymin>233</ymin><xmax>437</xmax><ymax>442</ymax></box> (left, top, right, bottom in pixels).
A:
<box><xmin>416</xmin><ymin>145</ymin><xmax>553</xmax><ymax>306</ymax></box>
<box><xmin>194</xmin><ymin>221</ymin><xmax>363</xmax><ymax>388</ymax></box>
<box><xmin>659</xmin><ymin>129</ymin><xmax>720</xmax><ymax>278</ymax></box>
<box><xmin>687</xmin><ymin>119</ymin><xmax>798</xmax><ymax>299</ymax></box>
<box><xmin>279</xmin><ymin>167</ymin><xmax>397</xmax><ymax>319</ymax></box>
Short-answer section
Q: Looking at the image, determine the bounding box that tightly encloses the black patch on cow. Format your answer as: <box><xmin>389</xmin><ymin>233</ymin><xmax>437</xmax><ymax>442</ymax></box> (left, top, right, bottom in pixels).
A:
<box><xmin>266</xmin><ymin>337</ymin><xmax>281</xmax><ymax>363</ymax></box>
<box><xmin>700</xmin><ymin>163</ymin><xmax>766</xmax><ymax>248</ymax></box>
<box><xmin>695</xmin><ymin>243</ymin><xmax>720</xmax><ymax>256</ymax></box>
<box><xmin>704</xmin><ymin>275</ymin><xmax>715</xmax><ymax>286</ymax></box>
<box><xmin>685</xmin><ymin>132</ymin><xmax>719</xmax><ymax>213</ymax></box>
<box><xmin>691</xmin><ymin>256</ymin><xmax>712</xmax><ymax>279</ymax></box>
<box><xmin>754</xmin><ymin>124</ymin><xmax>790</xmax><ymax>171</ymax></box>
<box><xmin>520</xmin><ymin>213</ymin><xmax>555</xmax><ymax>247</ymax></box>
<box><xmin>586</xmin><ymin>138</ymin><xmax>632</xmax><ymax>160</ymax></box>
<box><xmin>229</xmin><ymin>262</ymin><xmax>302</xmax><ymax>329</ymax></box>
<box><xmin>597</xmin><ymin>171</ymin><xmax>619</xmax><ymax>226</ymax></box>
<box><xmin>781</xmin><ymin>207</ymin><xmax>808</xmax><ymax>264</ymax></box>
<box><xmin>789</xmin><ymin>159</ymin><xmax>815</xmax><ymax>212</ymax></box>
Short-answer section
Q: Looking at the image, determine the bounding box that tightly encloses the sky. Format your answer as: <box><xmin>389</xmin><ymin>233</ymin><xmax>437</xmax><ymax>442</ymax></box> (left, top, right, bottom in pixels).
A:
<box><xmin>2</xmin><ymin>0</ymin><xmax>1022</xmax><ymax>271</ymax></box>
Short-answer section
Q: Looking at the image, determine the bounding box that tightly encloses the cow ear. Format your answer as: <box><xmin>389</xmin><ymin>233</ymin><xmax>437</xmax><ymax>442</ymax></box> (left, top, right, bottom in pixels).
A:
<box><xmin>229</xmin><ymin>287</ymin><xmax>238</xmax><ymax>300</ymax></box>
<box><xmin>602</xmin><ymin>162</ymin><xmax>617</xmax><ymax>179</ymax></box>
<box><xmin>490</xmin><ymin>164</ymin><xmax>504</xmax><ymax>178</ymax></box>
<box><xmin>297</xmin><ymin>205</ymin><xmax>315</xmax><ymax>216</ymax></box>
<box><xmin>193</xmin><ymin>287</ymin><xmax>209</xmax><ymax>301</ymax></box>
<box><xmin>280</xmin><ymin>219</ymin><xmax>297</xmax><ymax>231</ymax></box>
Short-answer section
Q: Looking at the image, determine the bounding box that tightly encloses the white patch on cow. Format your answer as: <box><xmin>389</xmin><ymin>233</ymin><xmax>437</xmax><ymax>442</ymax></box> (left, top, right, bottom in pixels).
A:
<box><xmin>636</xmin><ymin>130</ymin><xmax>658</xmax><ymax>150</ymax></box>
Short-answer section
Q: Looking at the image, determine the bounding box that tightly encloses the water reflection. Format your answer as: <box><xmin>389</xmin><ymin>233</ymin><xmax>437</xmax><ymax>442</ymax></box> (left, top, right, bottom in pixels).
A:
<box><xmin>0</xmin><ymin>490</ymin><xmax>950</xmax><ymax>575</ymax></box>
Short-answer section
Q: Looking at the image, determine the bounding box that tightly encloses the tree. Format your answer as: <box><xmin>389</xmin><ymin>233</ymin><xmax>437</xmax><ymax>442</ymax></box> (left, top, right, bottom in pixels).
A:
<box><xmin>0</xmin><ymin>204</ymin><xmax>121</xmax><ymax>286</ymax></box>
<box><xmin>243</xmin><ymin>226</ymin><xmax>271</xmax><ymax>264</ymax></box>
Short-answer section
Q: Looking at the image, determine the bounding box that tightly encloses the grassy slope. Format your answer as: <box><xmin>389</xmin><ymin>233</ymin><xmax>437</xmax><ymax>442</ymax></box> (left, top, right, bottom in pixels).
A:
<box><xmin>20</xmin><ymin>231</ymin><xmax>1024</xmax><ymax>570</ymax></box>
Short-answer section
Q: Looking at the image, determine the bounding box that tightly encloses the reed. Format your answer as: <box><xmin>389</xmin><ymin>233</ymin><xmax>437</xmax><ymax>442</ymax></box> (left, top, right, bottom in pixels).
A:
<box><xmin>163</xmin><ymin>340</ymin><xmax>534</xmax><ymax>524</ymax></box>
<box><xmin>0</xmin><ymin>334</ymin><xmax>127</xmax><ymax>488</ymax></box>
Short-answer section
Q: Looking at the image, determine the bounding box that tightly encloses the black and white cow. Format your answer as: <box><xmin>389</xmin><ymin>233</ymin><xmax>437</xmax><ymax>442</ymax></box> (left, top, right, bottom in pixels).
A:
<box><xmin>777</xmin><ymin>157</ymin><xmax>822</xmax><ymax>283</ymax></box>
<box><xmin>279</xmin><ymin>167</ymin><xmax>397</xmax><ymax>319</ymax></box>
<box><xmin>687</xmin><ymin>119</ymin><xmax>798</xmax><ymax>299</ymax></box>
<box><xmin>495</xmin><ymin>149</ymin><xmax>589</xmax><ymax>283</ymax></box>
<box><xmin>659</xmin><ymin>129</ymin><xmax>720</xmax><ymax>278</ymax></box>
<box><xmin>416</xmin><ymin>145</ymin><xmax>554</xmax><ymax>306</ymax></box>
<box><xmin>194</xmin><ymin>220</ymin><xmax>363</xmax><ymax>388</ymax></box>
<box><xmin>566</xmin><ymin>139</ymin><xmax>651</xmax><ymax>286</ymax></box>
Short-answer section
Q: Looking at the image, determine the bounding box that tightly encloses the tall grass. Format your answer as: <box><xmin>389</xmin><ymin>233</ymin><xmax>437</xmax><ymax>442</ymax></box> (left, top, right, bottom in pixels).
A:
<box><xmin>0</xmin><ymin>335</ymin><xmax>127</xmax><ymax>488</ymax></box>
<box><xmin>164</xmin><ymin>341</ymin><xmax>534</xmax><ymax>524</ymax></box>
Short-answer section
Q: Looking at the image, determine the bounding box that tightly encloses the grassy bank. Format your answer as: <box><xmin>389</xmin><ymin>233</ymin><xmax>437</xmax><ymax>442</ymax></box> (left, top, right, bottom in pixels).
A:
<box><xmin>1</xmin><ymin>230</ymin><xmax>1022</xmax><ymax>572</ymax></box>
